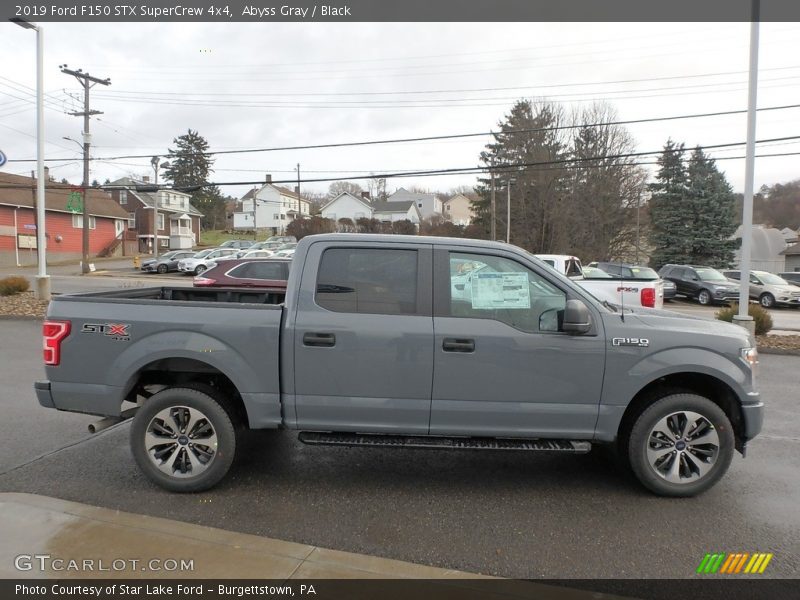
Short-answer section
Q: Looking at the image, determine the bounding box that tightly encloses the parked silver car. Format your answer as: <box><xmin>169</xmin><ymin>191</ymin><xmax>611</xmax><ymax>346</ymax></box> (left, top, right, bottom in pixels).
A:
<box><xmin>723</xmin><ymin>270</ymin><xmax>800</xmax><ymax>308</ymax></box>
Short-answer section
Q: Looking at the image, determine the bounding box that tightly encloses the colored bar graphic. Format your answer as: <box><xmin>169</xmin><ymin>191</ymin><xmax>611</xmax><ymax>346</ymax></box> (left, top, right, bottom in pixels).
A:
<box><xmin>699</xmin><ymin>552</ymin><xmax>773</xmax><ymax>575</ymax></box>
<box><xmin>758</xmin><ymin>553</ymin><xmax>773</xmax><ymax>573</ymax></box>
<box><xmin>734</xmin><ymin>553</ymin><xmax>749</xmax><ymax>573</ymax></box>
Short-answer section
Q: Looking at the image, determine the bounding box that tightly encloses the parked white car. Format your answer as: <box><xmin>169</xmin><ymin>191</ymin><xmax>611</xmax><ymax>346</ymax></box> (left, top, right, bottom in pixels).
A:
<box><xmin>534</xmin><ymin>254</ymin><xmax>664</xmax><ymax>310</ymax></box>
<box><xmin>177</xmin><ymin>248</ymin><xmax>240</xmax><ymax>275</ymax></box>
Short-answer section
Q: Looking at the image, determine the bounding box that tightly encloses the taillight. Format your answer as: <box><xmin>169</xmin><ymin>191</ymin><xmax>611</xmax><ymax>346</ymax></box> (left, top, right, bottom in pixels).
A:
<box><xmin>43</xmin><ymin>320</ymin><xmax>71</xmax><ymax>366</ymax></box>
<box><xmin>641</xmin><ymin>288</ymin><xmax>656</xmax><ymax>308</ymax></box>
<box><xmin>193</xmin><ymin>277</ymin><xmax>215</xmax><ymax>287</ymax></box>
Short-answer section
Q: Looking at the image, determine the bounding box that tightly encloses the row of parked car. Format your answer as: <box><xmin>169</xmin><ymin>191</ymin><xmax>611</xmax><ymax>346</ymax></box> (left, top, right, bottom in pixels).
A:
<box><xmin>139</xmin><ymin>236</ymin><xmax>296</xmax><ymax>290</ymax></box>
<box><xmin>550</xmin><ymin>255</ymin><xmax>800</xmax><ymax>309</ymax></box>
<box><xmin>590</xmin><ymin>261</ymin><xmax>800</xmax><ymax>308</ymax></box>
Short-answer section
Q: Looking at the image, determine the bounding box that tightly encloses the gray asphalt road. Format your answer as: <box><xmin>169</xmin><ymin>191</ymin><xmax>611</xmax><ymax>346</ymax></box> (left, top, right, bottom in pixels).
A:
<box><xmin>0</xmin><ymin>320</ymin><xmax>96</xmax><ymax>472</ymax></box>
<box><xmin>0</xmin><ymin>320</ymin><xmax>797</xmax><ymax>579</ymax></box>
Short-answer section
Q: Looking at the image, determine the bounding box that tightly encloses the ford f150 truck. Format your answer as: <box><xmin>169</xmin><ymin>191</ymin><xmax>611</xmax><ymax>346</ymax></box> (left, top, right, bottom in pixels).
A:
<box><xmin>535</xmin><ymin>254</ymin><xmax>664</xmax><ymax>310</ymax></box>
<box><xmin>36</xmin><ymin>234</ymin><xmax>763</xmax><ymax>496</ymax></box>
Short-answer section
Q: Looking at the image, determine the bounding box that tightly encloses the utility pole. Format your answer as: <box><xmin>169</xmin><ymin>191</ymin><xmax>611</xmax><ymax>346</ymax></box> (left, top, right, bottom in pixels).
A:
<box><xmin>296</xmin><ymin>162</ymin><xmax>301</xmax><ymax>214</ymax></box>
<box><xmin>252</xmin><ymin>186</ymin><xmax>258</xmax><ymax>240</ymax></box>
<box><xmin>506</xmin><ymin>178</ymin><xmax>515</xmax><ymax>244</ymax></box>
<box><xmin>490</xmin><ymin>169</ymin><xmax>496</xmax><ymax>242</ymax></box>
<box><xmin>60</xmin><ymin>65</ymin><xmax>110</xmax><ymax>274</ymax></box>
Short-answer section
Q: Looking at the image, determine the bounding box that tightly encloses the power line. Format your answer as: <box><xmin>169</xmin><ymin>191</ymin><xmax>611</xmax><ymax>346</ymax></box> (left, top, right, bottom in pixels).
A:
<box><xmin>94</xmin><ymin>65</ymin><xmax>800</xmax><ymax>99</ymax></box>
<box><xmin>9</xmin><ymin>103</ymin><xmax>800</xmax><ymax>164</ymax></box>
<box><xmin>4</xmin><ymin>146</ymin><xmax>798</xmax><ymax>192</ymax></box>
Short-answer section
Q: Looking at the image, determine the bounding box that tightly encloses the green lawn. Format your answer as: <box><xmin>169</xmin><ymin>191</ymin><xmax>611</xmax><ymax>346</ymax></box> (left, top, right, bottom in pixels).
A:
<box><xmin>199</xmin><ymin>230</ymin><xmax>259</xmax><ymax>247</ymax></box>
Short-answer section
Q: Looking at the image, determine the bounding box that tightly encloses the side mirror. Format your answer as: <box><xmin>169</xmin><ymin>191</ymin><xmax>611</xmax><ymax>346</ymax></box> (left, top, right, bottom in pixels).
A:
<box><xmin>562</xmin><ymin>299</ymin><xmax>592</xmax><ymax>335</ymax></box>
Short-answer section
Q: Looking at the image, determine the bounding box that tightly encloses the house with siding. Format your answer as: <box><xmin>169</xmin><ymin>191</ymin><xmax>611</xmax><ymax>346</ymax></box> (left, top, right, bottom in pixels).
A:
<box><xmin>107</xmin><ymin>177</ymin><xmax>203</xmax><ymax>254</ymax></box>
<box><xmin>0</xmin><ymin>171</ymin><xmax>130</xmax><ymax>267</ymax></box>
<box><xmin>233</xmin><ymin>175</ymin><xmax>311</xmax><ymax>234</ymax></box>
<box><xmin>371</xmin><ymin>200</ymin><xmax>422</xmax><ymax>224</ymax></box>
<box><xmin>319</xmin><ymin>192</ymin><xmax>374</xmax><ymax>223</ymax></box>
<box><xmin>386</xmin><ymin>187</ymin><xmax>443</xmax><ymax>219</ymax></box>
<box><xmin>319</xmin><ymin>192</ymin><xmax>422</xmax><ymax>227</ymax></box>
<box><xmin>442</xmin><ymin>193</ymin><xmax>475</xmax><ymax>225</ymax></box>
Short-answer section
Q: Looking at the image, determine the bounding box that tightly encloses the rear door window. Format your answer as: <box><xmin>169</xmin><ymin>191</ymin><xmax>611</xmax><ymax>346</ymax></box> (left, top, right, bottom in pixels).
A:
<box><xmin>316</xmin><ymin>248</ymin><xmax>419</xmax><ymax>315</ymax></box>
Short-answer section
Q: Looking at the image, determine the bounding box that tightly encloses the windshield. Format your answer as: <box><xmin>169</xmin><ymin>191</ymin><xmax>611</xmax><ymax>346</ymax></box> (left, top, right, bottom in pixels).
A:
<box><xmin>695</xmin><ymin>268</ymin><xmax>727</xmax><ymax>282</ymax></box>
<box><xmin>630</xmin><ymin>267</ymin><xmax>659</xmax><ymax>280</ymax></box>
<box><xmin>192</xmin><ymin>249</ymin><xmax>212</xmax><ymax>258</ymax></box>
<box><xmin>582</xmin><ymin>267</ymin><xmax>612</xmax><ymax>279</ymax></box>
<box><xmin>758</xmin><ymin>272</ymin><xmax>789</xmax><ymax>285</ymax></box>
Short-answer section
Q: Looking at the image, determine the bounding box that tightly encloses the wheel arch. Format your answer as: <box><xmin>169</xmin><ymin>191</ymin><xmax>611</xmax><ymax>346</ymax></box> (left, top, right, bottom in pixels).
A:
<box><xmin>617</xmin><ymin>372</ymin><xmax>746</xmax><ymax>454</ymax></box>
<box><xmin>122</xmin><ymin>357</ymin><xmax>249</xmax><ymax>427</ymax></box>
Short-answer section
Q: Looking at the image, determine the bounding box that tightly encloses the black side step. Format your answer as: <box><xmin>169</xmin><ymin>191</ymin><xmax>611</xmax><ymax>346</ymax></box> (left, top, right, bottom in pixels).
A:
<box><xmin>298</xmin><ymin>431</ymin><xmax>591</xmax><ymax>453</ymax></box>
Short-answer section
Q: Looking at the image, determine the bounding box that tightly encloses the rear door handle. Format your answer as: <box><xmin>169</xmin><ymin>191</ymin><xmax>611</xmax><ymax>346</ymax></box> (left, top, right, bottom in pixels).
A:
<box><xmin>303</xmin><ymin>332</ymin><xmax>336</xmax><ymax>347</ymax></box>
<box><xmin>442</xmin><ymin>338</ymin><xmax>475</xmax><ymax>353</ymax></box>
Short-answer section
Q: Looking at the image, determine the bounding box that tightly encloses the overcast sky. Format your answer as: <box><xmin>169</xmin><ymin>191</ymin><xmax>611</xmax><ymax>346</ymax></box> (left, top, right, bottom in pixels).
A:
<box><xmin>1</xmin><ymin>21</ymin><xmax>799</xmax><ymax>199</ymax></box>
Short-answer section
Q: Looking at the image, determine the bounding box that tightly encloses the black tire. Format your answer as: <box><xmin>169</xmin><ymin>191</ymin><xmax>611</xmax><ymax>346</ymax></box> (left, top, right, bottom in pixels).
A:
<box><xmin>194</xmin><ymin>264</ymin><xmax>207</xmax><ymax>275</ymax></box>
<box><xmin>759</xmin><ymin>293</ymin><xmax>775</xmax><ymax>309</ymax></box>
<box><xmin>697</xmin><ymin>289</ymin><xmax>712</xmax><ymax>306</ymax></box>
<box><xmin>130</xmin><ymin>387</ymin><xmax>236</xmax><ymax>492</ymax></box>
<box><xmin>156</xmin><ymin>264</ymin><xmax>168</xmax><ymax>274</ymax></box>
<box><xmin>627</xmin><ymin>393</ymin><xmax>734</xmax><ymax>497</ymax></box>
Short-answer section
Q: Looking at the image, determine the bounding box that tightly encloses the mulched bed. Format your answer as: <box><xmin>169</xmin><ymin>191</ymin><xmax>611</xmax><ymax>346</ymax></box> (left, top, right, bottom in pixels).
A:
<box><xmin>0</xmin><ymin>291</ymin><xmax>48</xmax><ymax>319</ymax></box>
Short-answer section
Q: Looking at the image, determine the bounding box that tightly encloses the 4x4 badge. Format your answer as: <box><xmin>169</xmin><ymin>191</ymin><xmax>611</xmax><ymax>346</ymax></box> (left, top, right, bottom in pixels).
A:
<box><xmin>612</xmin><ymin>337</ymin><xmax>649</xmax><ymax>347</ymax></box>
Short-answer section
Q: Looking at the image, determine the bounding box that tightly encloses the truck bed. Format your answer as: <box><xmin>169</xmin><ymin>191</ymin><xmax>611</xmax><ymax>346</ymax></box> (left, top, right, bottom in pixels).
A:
<box><xmin>41</xmin><ymin>288</ymin><xmax>284</xmax><ymax>426</ymax></box>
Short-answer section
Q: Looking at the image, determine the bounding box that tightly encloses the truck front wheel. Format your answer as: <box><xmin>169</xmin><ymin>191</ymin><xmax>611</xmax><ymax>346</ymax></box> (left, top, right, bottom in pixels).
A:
<box><xmin>627</xmin><ymin>393</ymin><xmax>734</xmax><ymax>497</ymax></box>
<box><xmin>130</xmin><ymin>387</ymin><xmax>236</xmax><ymax>492</ymax></box>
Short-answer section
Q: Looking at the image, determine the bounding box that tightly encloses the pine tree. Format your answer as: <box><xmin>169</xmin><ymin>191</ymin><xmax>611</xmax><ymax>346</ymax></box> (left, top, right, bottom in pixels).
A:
<box><xmin>163</xmin><ymin>129</ymin><xmax>217</xmax><ymax>228</ymax></box>
<box><xmin>648</xmin><ymin>140</ymin><xmax>691</xmax><ymax>269</ymax></box>
<box><xmin>473</xmin><ymin>100</ymin><xmax>570</xmax><ymax>252</ymax></box>
<box><xmin>686</xmin><ymin>147</ymin><xmax>738</xmax><ymax>267</ymax></box>
<box><xmin>163</xmin><ymin>129</ymin><xmax>214</xmax><ymax>189</ymax></box>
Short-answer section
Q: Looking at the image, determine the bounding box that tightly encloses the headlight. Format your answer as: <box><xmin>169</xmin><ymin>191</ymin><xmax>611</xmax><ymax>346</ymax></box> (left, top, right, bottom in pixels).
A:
<box><xmin>741</xmin><ymin>347</ymin><xmax>758</xmax><ymax>368</ymax></box>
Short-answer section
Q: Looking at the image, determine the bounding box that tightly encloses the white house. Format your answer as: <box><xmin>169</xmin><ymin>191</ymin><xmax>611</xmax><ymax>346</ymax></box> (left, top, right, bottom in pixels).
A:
<box><xmin>234</xmin><ymin>180</ymin><xmax>310</xmax><ymax>234</ymax></box>
<box><xmin>319</xmin><ymin>192</ymin><xmax>373</xmax><ymax>223</ymax></box>
<box><xmin>386</xmin><ymin>187</ymin><xmax>443</xmax><ymax>219</ymax></box>
<box><xmin>371</xmin><ymin>200</ymin><xmax>422</xmax><ymax>224</ymax></box>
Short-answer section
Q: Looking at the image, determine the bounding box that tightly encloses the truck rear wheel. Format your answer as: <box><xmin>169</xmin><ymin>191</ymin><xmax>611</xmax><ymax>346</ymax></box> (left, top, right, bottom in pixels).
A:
<box><xmin>130</xmin><ymin>387</ymin><xmax>236</xmax><ymax>492</ymax></box>
<box><xmin>627</xmin><ymin>393</ymin><xmax>734</xmax><ymax>497</ymax></box>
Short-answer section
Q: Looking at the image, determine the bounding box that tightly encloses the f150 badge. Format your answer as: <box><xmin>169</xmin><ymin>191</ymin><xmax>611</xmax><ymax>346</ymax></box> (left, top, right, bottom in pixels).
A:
<box><xmin>81</xmin><ymin>322</ymin><xmax>131</xmax><ymax>341</ymax></box>
<box><xmin>612</xmin><ymin>337</ymin><xmax>649</xmax><ymax>347</ymax></box>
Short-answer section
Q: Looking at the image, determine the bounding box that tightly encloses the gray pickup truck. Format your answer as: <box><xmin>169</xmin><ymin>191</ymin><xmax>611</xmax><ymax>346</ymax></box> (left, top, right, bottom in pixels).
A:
<box><xmin>36</xmin><ymin>234</ymin><xmax>763</xmax><ymax>496</ymax></box>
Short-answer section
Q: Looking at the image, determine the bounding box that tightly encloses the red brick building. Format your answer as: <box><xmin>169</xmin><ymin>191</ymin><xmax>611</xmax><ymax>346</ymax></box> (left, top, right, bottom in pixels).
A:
<box><xmin>0</xmin><ymin>171</ymin><xmax>130</xmax><ymax>267</ymax></box>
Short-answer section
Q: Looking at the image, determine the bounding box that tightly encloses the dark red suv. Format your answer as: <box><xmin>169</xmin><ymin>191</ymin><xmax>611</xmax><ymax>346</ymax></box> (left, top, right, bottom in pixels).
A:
<box><xmin>193</xmin><ymin>258</ymin><xmax>290</xmax><ymax>289</ymax></box>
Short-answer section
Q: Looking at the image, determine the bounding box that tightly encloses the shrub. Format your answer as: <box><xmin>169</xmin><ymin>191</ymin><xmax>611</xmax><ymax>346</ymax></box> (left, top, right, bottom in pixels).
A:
<box><xmin>0</xmin><ymin>276</ymin><xmax>30</xmax><ymax>296</ymax></box>
<box><xmin>716</xmin><ymin>303</ymin><xmax>773</xmax><ymax>336</ymax></box>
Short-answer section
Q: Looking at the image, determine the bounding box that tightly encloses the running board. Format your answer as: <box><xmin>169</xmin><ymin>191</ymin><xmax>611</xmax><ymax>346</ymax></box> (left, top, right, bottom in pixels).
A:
<box><xmin>298</xmin><ymin>431</ymin><xmax>591</xmax><ymax>453</ymax></box>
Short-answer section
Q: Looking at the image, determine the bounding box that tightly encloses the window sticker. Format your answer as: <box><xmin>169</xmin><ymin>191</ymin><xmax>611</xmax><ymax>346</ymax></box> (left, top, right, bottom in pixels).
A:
<box><xmin>471</xmin><ymin>272</ymin><xmax>530</xmax><ymax>309</ymax></box>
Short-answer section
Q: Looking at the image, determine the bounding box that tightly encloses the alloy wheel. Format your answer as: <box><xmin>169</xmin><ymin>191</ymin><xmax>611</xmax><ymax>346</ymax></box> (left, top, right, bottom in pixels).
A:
<box><xmin>144</xmin><ymin>406</ymin><xmax>218</xmax><ymax>478</ymax></box>
<box><xmin>646</xmin><ymin>411</ymin><xmax>720</xmax><ymax>484</ymax></box>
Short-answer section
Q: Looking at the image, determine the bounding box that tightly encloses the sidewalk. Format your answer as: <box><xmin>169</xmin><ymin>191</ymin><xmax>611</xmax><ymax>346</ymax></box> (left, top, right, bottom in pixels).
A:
<box><xmin>0</xmin><ymin>494</ymin><xmax>632</xmax><ymax>599</ymax></box>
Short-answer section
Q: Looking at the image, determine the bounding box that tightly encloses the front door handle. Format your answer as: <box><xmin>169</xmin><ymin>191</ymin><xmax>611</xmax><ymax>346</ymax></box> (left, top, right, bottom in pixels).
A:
<box><xmin>303</xmin><ymin>332</ymin><xmax>336</xmax><ymax>347</ymax></box>
<box><xmin>442</xmin><ymin>338</ymin><xmax>475</xmax><ymax>353</ymax></box>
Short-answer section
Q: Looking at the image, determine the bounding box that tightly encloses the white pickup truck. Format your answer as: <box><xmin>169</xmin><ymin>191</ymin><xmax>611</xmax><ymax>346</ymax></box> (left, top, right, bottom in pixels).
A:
<box><xmin>534</xmin><ymin>254</ymin><xmax>664</xmax><ymax>310</ymax></box>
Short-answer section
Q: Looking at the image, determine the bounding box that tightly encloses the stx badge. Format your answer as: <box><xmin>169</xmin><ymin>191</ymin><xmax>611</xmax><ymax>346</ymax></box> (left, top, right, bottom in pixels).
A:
<box><xmin>81</xmin><ymin>322</ymin><xmax>131</xmax><ymax>341</ymax></box>
<box><xmin>612</xmin><ymin>337</ymin><xmax>649</xmax><ymax>347</ymax></box>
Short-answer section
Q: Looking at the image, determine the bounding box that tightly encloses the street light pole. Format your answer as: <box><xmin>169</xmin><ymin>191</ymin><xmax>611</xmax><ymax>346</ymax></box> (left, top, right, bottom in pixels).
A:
<box><xmin>734</xmin><ymin>0</ymin><xmax>760</xmax><ymax>339</ymax></box>
<box><xmin>13</xmin><ymin>19</ymin><xmax>49</xmax><ymax>300</ymax></box>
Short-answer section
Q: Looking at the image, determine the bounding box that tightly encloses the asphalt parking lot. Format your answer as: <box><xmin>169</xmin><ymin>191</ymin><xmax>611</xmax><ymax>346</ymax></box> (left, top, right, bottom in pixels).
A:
<box><xmin>1</xmin><ymin>318</ymin><xmax>797</xmax><ymax>579</ymax></box>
